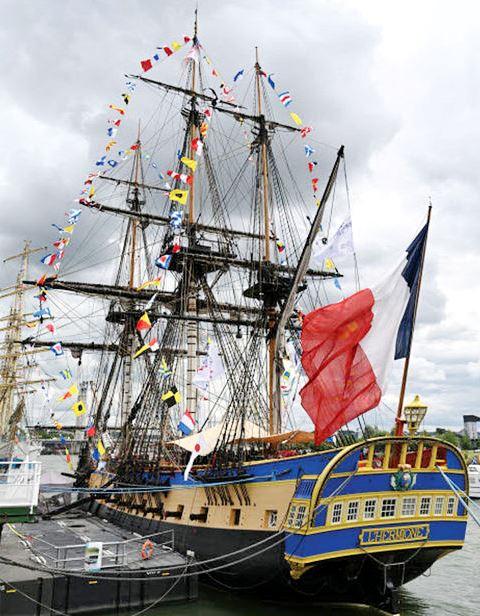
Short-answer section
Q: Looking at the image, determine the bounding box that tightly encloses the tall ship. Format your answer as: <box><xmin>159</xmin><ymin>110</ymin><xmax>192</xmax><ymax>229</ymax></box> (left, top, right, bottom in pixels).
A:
<box><xmin>15</xmin><ymin>14</ymin><xmax>468</xmax><ymax>613</ymax></box>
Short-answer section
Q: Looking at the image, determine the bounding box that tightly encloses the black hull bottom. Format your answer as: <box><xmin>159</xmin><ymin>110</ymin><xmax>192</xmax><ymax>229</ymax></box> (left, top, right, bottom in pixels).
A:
<box><xmin>91</xmin><ymin>502</ymin><xmax>456</xmax><ymax>614</ymax></box>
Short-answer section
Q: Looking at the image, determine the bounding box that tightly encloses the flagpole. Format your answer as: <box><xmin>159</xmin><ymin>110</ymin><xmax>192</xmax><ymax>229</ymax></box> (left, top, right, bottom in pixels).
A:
<box><xmin>395</xmin><ymin>204</ymin><xmax>432</xmax><ymax>436</ymax></box>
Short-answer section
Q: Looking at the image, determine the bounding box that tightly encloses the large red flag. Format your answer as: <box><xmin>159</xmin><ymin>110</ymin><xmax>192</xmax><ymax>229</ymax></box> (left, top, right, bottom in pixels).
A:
<box><xmin>300</xmin><ymin>289</ymin><xmax>381</xmax><ymax>444</ymax></box>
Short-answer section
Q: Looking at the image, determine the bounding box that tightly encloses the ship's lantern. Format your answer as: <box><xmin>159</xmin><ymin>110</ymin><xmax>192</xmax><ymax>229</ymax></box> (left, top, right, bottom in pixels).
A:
<box><xmin>404</xmin><ymin>395</ymin><xmax>428</xmax><ymax>436</ymax></box>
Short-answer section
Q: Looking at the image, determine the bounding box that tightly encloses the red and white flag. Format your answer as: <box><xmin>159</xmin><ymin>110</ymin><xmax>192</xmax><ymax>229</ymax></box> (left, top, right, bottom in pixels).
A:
<box><xmin>300</xmin><ymin>223</ymin><xmax>429</xmax><ymax>443</ymax></box>
<box><xmin>184</xmin><ymin>431</ymin><xmax>208</xmax><ymax>481</ymax></box>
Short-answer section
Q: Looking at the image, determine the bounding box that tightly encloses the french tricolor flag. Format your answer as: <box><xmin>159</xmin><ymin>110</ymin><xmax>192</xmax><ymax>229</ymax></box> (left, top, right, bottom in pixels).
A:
<box><xmin>178</xmin><ymin>410</ymin><xmax>196</xmax><ymax>436</ymax></box>
<box><xmin>300</xmin><ymin>221</ymin><xmax>429</xmax><ymax>444</ymax></box>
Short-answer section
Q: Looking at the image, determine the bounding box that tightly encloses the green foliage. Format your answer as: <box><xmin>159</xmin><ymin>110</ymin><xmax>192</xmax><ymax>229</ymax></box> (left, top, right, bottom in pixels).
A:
<box><xmin>459</xmin><ymin>434</ymin><xmax>472</xmax><ymax>450</ymax></box>
<box><xmin>441</xmin><ymin>430</ymin><xmax>460</xmax><ymax>447</ymax></box>
<box><xmin>363</xmin><ymin>425</ymin><xmax>389</xmax><ymax>439</ymax></box>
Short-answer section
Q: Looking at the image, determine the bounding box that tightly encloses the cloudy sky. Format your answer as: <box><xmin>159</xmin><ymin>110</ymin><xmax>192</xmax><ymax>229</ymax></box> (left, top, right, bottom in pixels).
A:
<box><xmin>1</xmin><ymin>0</ymin><xmax>479</xmax><ymax>431</ymax></box>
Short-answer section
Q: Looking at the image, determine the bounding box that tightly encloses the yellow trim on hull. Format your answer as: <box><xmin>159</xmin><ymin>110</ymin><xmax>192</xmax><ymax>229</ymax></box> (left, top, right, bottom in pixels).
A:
<box><xmin>285</xmin><ymin>539</ymin><xmax>464</xmax><ymax>566</ymax></box>
<box><xmin>328</xmin><ymin>468</ymin><xmax>465</xmax><ymax>479</ymax></box>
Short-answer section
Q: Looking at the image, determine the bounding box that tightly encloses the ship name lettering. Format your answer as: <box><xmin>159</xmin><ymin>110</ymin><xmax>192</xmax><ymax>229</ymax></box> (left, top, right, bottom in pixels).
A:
<box><xmin>359</xmin><ymin>524</ymin><xmax>429</xmax><ymax>546</ymax></box>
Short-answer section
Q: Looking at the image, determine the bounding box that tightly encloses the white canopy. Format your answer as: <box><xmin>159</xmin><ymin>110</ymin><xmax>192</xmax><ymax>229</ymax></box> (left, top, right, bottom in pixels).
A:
<box><xmin>170</xmin><ymin>419</ymin><xmax>268</xmax><ymax>454</ymax></box>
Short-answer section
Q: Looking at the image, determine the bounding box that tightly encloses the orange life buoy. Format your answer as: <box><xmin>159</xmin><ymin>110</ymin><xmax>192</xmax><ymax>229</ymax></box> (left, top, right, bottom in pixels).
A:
<box><xmin>141</xmin><ymin>539</ymin><xmax>154</xmax><ymax>560</ymax></box>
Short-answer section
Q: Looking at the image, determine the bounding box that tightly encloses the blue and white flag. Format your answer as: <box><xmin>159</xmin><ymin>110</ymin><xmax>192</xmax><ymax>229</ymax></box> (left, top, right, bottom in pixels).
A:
<box><xmin>394</xmin><ymin>223</ymin><xmax>429</xmax><ymax>358</ymax></box>
<box><xmin>33</xmin><ymin>307</ymin><xmax>51</xmax><ymax>319</ymax></box>
<box><xmin>233</xmin><ymin>69</ymin><xmax>244</xmax><ymax>82</ymax></box>
<box><xmin>178</xmin><ymin>410</ymin><xmax>196</xmax><ymax>436</ymax></box>
<box><xmin>312</xmin><ymin>217</ymin><xmax>354</xmax><ymax>266</ymax></box>
<box><xmin>50</xmin><ymin>342</ymin><xmax>64</xmax><ymax>357</ymax></box>
<box><xmin>155</xmin><ymin>254</ymin><xmax>172</xmax><ymax>270</ymax></box>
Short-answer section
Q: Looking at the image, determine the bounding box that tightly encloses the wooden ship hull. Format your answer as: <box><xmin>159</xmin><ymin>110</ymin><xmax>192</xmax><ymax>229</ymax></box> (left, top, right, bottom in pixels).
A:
<box><xmin>89</xmin><ymin>436</ymin><xmax>468</xmax><ymax>611</ymax></box>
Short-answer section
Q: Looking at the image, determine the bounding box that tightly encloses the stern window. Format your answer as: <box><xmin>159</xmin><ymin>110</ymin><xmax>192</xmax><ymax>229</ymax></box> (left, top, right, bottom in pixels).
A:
<box><xmin>265</xmin><ymin>510</ymin><xmax>278</xmax><ymax>528</ymax></box>
<box><xmin>419</xmin><ymin>497</ymin><xmax>431</xmax><ymax>516</ymax></box>
<box><xmin>287</xmin><ymin>505</ymin><xmax>297</xmax><ymax>527</ymax></box>
<box><xmin>381</xmin><ymin>498</ymin><xmax>396</xmax><ymax>518</ymax></box>
<box><xmin>294</xmin><ymin>505</ymin><xmax>308</xmax><ymax>529</ymax></box>
<box><xmin>331</xmin><ymin>502</ymin><xmax>343</xmax><ymax>524</ymax></box>
<box><xmin>401</xmin><ymin>497</ymin><xmax>416</xmax><ymax>517</ymax></box>
<box><xmin>346</xmin><ymin>501</ymin><xmax>359</xmax><ymax>522</ymax></box>
<box><xmin>446</xmin><ymin>496</ymin><xmax>456</xmax><ymax>516</ymax></box>
<box><xmin>434</xmin><ymin>497</ymin><xmax>445</xmax><ymax>516</ymax></box>
<box><xmin>363</xmin><ymin>499</ymin><xmax>377</xmax><ymax>520</ymax></box>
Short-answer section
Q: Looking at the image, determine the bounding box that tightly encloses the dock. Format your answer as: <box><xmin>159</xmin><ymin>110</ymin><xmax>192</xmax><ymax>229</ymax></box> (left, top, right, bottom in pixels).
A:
<box><xmin>0</xmin><ymin>512</ymin><xmax>198</xmax><ymax>615</ymax></box>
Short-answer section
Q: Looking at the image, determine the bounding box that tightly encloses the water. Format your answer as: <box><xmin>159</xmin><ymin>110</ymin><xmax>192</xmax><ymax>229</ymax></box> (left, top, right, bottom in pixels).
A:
<box><xmin>147</xmin><ymin>519</ymin><xmax>480</xmax><ymax>616</ymax></box>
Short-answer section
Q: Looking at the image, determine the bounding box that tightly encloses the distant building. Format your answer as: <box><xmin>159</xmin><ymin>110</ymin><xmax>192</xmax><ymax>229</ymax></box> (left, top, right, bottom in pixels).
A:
<box><xmin>463</xmin><ymin>415</ymin><xmax>480</xmax><ymax>443</ymax></box>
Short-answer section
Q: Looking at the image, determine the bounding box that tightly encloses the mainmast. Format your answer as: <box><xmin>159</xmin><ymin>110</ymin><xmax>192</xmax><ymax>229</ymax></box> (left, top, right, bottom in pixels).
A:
<box><xmin>255</xmin><ymin>47</ymin><xmax>271</xmax><ymax>262</ymax></box>
<box><xmin>186</xmin><ymin>10</ymin><xmax>199</xmax><ymax>421</ymax></box>
<box><xmin>254</xmin><ymin>48</ymin><xmax>277</xmax><ymax>434</ymax></box>
<box><xmin>120</xmin><ymin>130</ymin><xmax>144</xmax><ymax>428</ymax></box>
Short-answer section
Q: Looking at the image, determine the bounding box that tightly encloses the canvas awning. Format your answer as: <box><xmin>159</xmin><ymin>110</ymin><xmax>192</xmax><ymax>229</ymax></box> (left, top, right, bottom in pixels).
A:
<box><xmin>242</xmin><ymin>430</ymin><xmax>315</xmax><ymax>446</ymax></box>
<box><xmin>170</xmin><ymin>419</ymin><xmax>268</xmax><ymax>454</ymax></box>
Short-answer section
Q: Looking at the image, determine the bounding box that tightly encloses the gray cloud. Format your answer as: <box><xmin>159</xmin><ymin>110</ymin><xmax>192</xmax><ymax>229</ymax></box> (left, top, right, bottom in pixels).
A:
<box><xmin>0</xmin><ymin>0</ymin><xmax>479</xmax><ymax>430</ymax></box>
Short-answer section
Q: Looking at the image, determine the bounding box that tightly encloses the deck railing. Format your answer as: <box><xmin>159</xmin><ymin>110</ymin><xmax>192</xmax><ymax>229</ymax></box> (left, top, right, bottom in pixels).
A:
<box><xmin>26</xmin><ymin>528</ymin><xmax>175</xmax><ymax>571</ymax></box>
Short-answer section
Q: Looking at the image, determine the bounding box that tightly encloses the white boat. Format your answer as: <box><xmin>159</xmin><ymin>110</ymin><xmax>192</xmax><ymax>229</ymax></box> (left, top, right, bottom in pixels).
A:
<box><xmin>467</xmin><ymin>461</ymin><xmax>480</xmax><ymax>498</ymax></box>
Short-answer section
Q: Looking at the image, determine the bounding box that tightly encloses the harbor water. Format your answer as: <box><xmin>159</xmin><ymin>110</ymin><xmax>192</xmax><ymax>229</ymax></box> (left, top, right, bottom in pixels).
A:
<box><xmin>139</xmin><ymin>517</ymin><xmax>479</xmax><ymax>616</ymax></box>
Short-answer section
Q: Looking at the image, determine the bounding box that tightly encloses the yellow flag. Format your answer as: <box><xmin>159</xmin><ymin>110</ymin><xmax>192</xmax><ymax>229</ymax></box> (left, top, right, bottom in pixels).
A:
<box><xmin>71</xmin><ymin>400</ymin><xmax>87</xmax><ymax>416</ymax></box>
<box><xmin>136</xmin><ymin>277</ymin><xmax>162</xmax><ymax>291</ymax></box>
<box><xmin>64</xmin><ymin>224</ymin><xmax>75</xmax><ymax>234</ymax></box>
<box><xmin>290</xmin><ymin>112</ymin><xmax>303</xmax><ymax>126</ymax></box>
<box><xmin>97</xmin><ymin>439</ymin><xmax>106</xmax><ymax>456</ymax></box>
<box><xmin>108</xmin><ymin>104</ymin><xmax>125</xmax><ymax>115</ymax></box>
<box><xmin>169</xmin><ymin>189</ymin><xmax>189</xmax><ymax>205</ymax></box>
<box><xmin>58</xmin><ymin>384</ymin><xmax>79</xmax><ymax>401</ymax></box>
<box><xmin>133</xmin><ymin>342</ymin><xmax>149</xmax><ymax>359</ymax></box>
<box><xmin>324</xmin><ymin>258</ymin><xmax>335</xmax><ymax>271</ymax></box>
<box><xmin>180</xmin><ymin>157</ymin><xmax>197</xmax><ymax>171</ymax></box>
<box><xmin>88</xmin><ymin>185</ymin><xmax>95</xmax><ymax>198</ymax></box>
<box><xmin>172</xmin><ymin>41</ymin><xmax>181</xmax><ymax>51</ymax></box>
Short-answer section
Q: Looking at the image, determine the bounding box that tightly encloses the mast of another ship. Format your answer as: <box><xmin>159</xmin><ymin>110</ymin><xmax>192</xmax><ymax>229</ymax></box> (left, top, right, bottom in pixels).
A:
<box><xmin>0</xmin><ymin>241</ymin><xmax>45</xmax><ymax>437</ymax></box>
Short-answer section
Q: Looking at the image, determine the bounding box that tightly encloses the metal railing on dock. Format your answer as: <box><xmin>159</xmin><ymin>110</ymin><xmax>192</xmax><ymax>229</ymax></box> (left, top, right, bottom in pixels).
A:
<box><xmin>27</xmin><ymin>528</ymin><xmax>175</xmax><ymax>571</ymax></box>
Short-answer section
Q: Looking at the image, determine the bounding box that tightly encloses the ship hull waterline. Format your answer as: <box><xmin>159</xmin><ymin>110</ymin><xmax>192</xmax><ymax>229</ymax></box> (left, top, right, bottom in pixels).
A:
<box><xmin>91</xmin><ymin>501</ymin><xmax>456</xmax><ymax>611</ymax></box>
<box><xmin>86</xmin><ymin>437</ymin><xmax>468</xmax><ymax>613</ymax></box>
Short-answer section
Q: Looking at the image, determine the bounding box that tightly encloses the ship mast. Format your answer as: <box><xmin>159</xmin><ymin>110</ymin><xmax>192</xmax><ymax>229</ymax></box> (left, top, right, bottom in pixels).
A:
<box><xmin>254</xmin><ymin>48</ymin><xmax>277</xmax><ymax>435</ymax></box>
<box><xmin>0</xmin><ymin>241</ymin><xmax>45</xmax><ymax>437</ymax></box>
<box><xmin>255</xmin><ymin>48</ymin><xmax>271</xmax><ymax>263</ymax></box>
<box><xmin>120</xmin><ymin>127</ymin><xmax>144</xmax><ymax>428</ymax></box>
<box><xmin>186</xmin><ymin>9</ymin><xmax>199</xmax><ymax>422</ymax></box>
